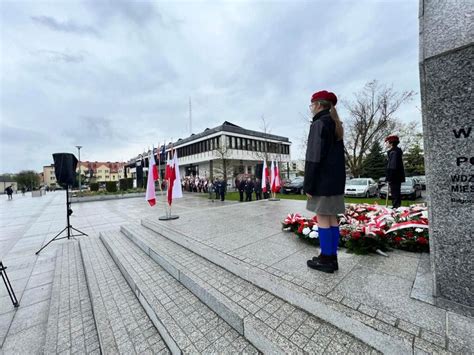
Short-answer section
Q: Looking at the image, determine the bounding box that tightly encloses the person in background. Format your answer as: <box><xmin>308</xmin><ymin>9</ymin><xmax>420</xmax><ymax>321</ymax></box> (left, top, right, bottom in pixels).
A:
<box><xmin>304</xmin><ymin>90</ymin><xmax>346</xmax><ymax>274</ymax></box>
<box><xmin>244</xmin><ymin>178</ymin><xmax>254</xmax><ymax>202</ymax></box>
<box><xmin>385</xmin><ymin>135</ymin><xmax>405</xmax><ymax>209</ymax></box>
<box><xmin>217</xmin><ymin>179</ymin><xmax>226</xmax><ymax>201</ymax></box>
<box><xmin>254</xmin><ymin>178</ymin><xmax>262</xmax><ymax>200</ymax></box>
<box><xmin>5</xmin><ymin>185</ymin><xmax>13</xmax><ymax>200</ymax></box>
<box><xmin>208</xmin><ymin>180</ymin><xmax>215</xmax><ymax>202</ymax></box>
<box><xmin>237</xmin><ymin>178</ymin><xmax>245</xmax><ymax>202</ymax></box>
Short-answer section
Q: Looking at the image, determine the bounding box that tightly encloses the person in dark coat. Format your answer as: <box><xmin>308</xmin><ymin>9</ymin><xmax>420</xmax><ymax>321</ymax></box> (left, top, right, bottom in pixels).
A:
<box><xmin>216</xmin><ymin>179</ymin><xmax>226</xmax><ymax>201</ymax></box>
<box><xmin>237</xmin><ymin>178</ymin><xmax>245</xmax><ymax>202</ymax></box>
<box><xmin>244</xmin><ymin>178</ymin><xmax>254</xmax><ymax>201</ymax></box>
<box><xmin>304</xmin><ymin>90</ymin><xmax>346</xmax><ymax>274</ymax></box>
<box><xmin>385</xmin><ymin>135</ymin><xmax>405</xmax><ymax>209</ymax></box>
<box><xmin>263</xmin><ymin>181</ymin><xmax>270</xmax><ymax>199</ymax></box>
<box><xmin>5</xmin><ymin>185</ymin><xmax>13</xmax><ymax>200</ymax></box>
<box><xmin>254</xmin><ymin>178</ymin><xmax>262</xmax><ymax>200</ymax></box>
<box><xmin>214</xmin><ymin>178</ymin><xmax>219</xmax><ymax>200</ymax></box>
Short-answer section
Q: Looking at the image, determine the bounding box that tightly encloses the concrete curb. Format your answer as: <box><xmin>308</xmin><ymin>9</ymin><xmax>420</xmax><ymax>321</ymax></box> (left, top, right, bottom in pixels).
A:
<box><xmin>71</xmin><ymin>192</ymin><xmax>145</xmax><ymax>203</ymax></box>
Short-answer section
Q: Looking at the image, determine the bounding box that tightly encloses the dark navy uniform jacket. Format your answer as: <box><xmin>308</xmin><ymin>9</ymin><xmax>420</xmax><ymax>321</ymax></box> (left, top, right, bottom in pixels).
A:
<box><xmin>303</xmin><ymin>109</ymin><xmax>346</xmax><ymax>196</ymax></box>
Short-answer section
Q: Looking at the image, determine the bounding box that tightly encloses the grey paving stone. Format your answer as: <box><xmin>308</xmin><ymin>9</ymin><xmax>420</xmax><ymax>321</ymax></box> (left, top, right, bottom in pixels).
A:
<box><xmin>80</xmin><ymin>237</ymin><xmax>169</xmax><ymax>354</ymax></box>
<box><xmin>335</xmin><ymin>265</ymin><xmax>447</xmax><ymax>334</ymax></box>
<box><xmin>446</xmin><ymin>311</ymin><xmax>474</xmax><ymax>353</ymax></box>
<box><xmin>358</xmin><ymin>303</ymin><xmax>378</xmax><ymax>318</ymax></box>
<box><xmin>44</xmin><ymin>243</ymin><xmax>98</xmax><ymax>354</ymax></box>
<box><xmin>100</xmin><ymin>231</ymin><xmax>249</xmax><ymax>353</ymax></box>
<box><xmin>121</xmin><ymin>222</ymin><xmax>377</xmax><ymax>354</ymax></box>
<box><xmin>397</xmin><ymin>319</ymin><xmax>421</xmax><ymax>336</ymax></box>
<box><xmin>1</xmin><ymin>322</ymin><xmax>47</xmax><ymax>354</ymax></box>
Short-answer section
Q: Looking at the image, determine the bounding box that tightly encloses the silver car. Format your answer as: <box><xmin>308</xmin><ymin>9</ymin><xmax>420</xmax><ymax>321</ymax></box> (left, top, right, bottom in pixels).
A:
<box><xmin>344</xmin><ymin>178</ymin><xmax>378</xmax><ymax>198</ymax></box>
<box><xmin>379</xmin><ymin>177</ymin><xmax>423</xmax><ymax>200</ymax></box>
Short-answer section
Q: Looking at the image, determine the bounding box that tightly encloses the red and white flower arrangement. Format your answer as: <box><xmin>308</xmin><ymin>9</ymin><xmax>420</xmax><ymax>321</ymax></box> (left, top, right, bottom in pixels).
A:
<box><xmin>282</xmin><ymin>204</ymin><xmax>430</xmax><ymax>254</ymax></box>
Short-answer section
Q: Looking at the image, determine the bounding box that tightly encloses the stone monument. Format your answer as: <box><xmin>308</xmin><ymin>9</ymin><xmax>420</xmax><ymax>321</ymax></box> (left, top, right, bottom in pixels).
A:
<box><xmin>419</xmin><ymin>0</ymin><xmax>473</xmax><ymax>312</ymax></box>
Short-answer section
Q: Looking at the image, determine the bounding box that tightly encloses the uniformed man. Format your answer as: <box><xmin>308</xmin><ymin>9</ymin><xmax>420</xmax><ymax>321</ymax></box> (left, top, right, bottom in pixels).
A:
<box><xmin>385</xmin><ymin>135</ymin><xmax>405</xmax><ymax>209</ymax></box>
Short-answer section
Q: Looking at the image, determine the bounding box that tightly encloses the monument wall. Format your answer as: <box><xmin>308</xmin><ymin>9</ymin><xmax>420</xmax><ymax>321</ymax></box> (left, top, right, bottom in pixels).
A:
<box><xmin>419</xmin><ymin>0</ymin><xmax>473</xmax><ymax>310</ymax></box>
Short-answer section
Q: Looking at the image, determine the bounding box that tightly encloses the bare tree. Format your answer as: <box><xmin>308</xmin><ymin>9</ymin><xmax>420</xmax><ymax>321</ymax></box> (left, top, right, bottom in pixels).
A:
<box><xmin>251</xmin><ymin>115</ymin><xmax>271</xmax><ymax>162</ymax></box>
<box><xmin>343</xmin><ymin>80</ymin><xmax>415</xmax><ymax>177</ymax></box>
<box><xmin>212</xmin><ymin>139</ymin><xmax>233</xmax><ymax>181</ymax></box>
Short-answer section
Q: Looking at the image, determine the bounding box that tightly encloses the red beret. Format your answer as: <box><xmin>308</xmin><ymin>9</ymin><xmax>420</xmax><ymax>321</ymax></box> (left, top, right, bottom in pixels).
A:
<box><xmin>385</xmin><ymin>135</ymin><xmax>400</xmax><ymax>143</ymax></box>
<box><xmin>311</xmin><ymin>90</ymin><xmax>338</xmax><ymax>106</ymax></box>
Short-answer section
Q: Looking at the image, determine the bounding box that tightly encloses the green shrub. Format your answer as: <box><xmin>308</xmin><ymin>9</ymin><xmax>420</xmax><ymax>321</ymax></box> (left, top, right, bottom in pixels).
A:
<box><xmin>90</xmin><ymin>183</ymin><xmax>99</xmax><ymax>191</ymax></box>
<box><xmin>119</xmin><ymin>179</ymin><xmax>128</xmax><ymax>191</ymax></box>
<box><xmin>106</xmin><ymin>181</ymin><xmax>117</xmax><ymax>193</ymax></box>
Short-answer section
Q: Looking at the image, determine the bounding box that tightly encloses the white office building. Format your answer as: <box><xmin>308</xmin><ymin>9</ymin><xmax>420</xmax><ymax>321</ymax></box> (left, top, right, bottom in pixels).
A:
<box><xmin>127</xmin><ymin>121</ymin><xmax>291</xmax><ymax>187</ymax></box>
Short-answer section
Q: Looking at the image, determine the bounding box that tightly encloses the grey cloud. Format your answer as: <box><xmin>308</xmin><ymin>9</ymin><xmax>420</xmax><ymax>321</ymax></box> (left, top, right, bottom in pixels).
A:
<box><xmin>31</xmin><ymin>15</ymin><xmax>99</xmax><ymax>36</ymax></box>
<box><xmin>64</xmin><ymin>116</ymin><xmax>125</xmax><ymax>144</ymax></box>
<box><xmin>33</xmin><ymin>50</ymin><xmax>85</xmax><ymax>63</ymax></box>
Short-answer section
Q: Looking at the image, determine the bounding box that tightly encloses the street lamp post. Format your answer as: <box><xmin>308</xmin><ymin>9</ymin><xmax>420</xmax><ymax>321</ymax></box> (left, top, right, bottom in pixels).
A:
<box><xmin>76</xmin><ymin>145</ymin><xmax>82</xmax><ymax>195</ymax></box>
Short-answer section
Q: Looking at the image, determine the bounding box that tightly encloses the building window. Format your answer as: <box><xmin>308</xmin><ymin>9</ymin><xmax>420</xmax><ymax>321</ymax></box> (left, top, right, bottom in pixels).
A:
<box><xmin>226</xmin><ymin>136</ymin><xmax>230</xmax><ymax>148</ymax></box>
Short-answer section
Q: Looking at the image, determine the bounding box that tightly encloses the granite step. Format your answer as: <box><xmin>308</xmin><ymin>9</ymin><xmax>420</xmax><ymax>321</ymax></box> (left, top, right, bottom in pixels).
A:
<box><xmin>79</xmin><ymin>237</ymin><xmax>170</xmax><ymax>354</ymax></box>
<box><xmin>99</xmin><ymin>230</ymin><xmax>258</xmax><ymax>354</ymax></box>
<box><xmin>120</xmin><ymin>223</ymin><xmax>378</xmax><ymax>354</ymax></box>
<box><xmin>44</xmin><ymin>242</ymin><xmax>100</xmax><ymax>354</ymax></box>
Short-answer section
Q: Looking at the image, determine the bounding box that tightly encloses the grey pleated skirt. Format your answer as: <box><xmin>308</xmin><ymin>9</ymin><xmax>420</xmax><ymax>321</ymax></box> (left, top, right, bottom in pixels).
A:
<box><xmin>306</xmin><ymin>194</ymin><xmax>345</xmax><ymax>215</ymax></box>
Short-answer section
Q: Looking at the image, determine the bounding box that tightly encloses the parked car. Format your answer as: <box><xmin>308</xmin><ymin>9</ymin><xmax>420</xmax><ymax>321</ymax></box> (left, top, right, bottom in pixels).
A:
<box><xmin>378</xmin><ymin>177</ymin><xmax>387</xmax><ymax>190</ymax></box>
<box><xmin>344</xmin><ymin>178</ymin><xmax>378</xmax><ymax>198</ymax></box>
<box><xmin>282</xmin><ymin>176</ymin><xmax>305</xmax><ymax>194</ymax></box>
<box><xmin>379</xmin><ymin>177</ymin><xmax>422</xmax><ymax>200</ymax></box>
<box><xmin>413</xmin><ymin>175</ymin><xmax>426</xmax><ymax>190</ymax></box>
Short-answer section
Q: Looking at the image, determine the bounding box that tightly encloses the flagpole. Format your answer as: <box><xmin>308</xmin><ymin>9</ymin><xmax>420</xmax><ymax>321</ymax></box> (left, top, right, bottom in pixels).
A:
<box><xmin>159</xmin><ymin>142</ymin><xmax>179</xmax><ymax>221</ymax></box>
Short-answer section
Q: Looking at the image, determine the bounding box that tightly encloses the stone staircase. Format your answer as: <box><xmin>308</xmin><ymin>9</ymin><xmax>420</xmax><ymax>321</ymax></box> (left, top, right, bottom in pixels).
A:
<box><xmin>42</xmin><ymin>216</ymin><xmax>459</xmax><ymax>354</ymax></box>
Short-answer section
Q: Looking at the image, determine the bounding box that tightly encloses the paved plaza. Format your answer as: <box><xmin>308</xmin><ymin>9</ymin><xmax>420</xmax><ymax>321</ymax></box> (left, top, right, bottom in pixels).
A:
<box><xmin>0</xmin><ymin>192</ymin><xmax>472</xmax><ymax>354</ymax></box>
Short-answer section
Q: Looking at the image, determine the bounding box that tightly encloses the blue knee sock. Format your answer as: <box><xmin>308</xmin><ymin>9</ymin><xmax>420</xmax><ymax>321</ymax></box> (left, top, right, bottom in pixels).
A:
<box><xmin>318</xmin><ymin>227</ymin><xmax>332</xmax><ymax>256</ymax></box>
<box><xmin>330</xmin><ymin>226</ymin><xmax>340</xmax><ymax>256</ymax></box>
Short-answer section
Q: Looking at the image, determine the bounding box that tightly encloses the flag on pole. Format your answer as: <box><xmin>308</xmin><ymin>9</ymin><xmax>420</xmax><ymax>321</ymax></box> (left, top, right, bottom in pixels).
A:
<box><xmin>270</xmin><ymin>160</ymin><xmax>275</xmax><ymax>192</ymax></box>
<box><xmin>275</xmin><ymin>161</ymin><xmax>281</xmax><ymax>192</ymax></box>
<box><xmin>261</xmin><ymin>160</ymin><xmax>269</xmax><ymax>193</ymax></box>
<box><xmin>165</xmin><ymin>152</ymin><xmax>175</xmax><ymax>206</ymax></box>
<box><xmin>145</xmin><ymin>152</ymin><xmax>157</xmax><ymax>206</ymax></box>
<box><xmin>172</xmin><ymin>150</ymin><xmax>183</xmax><ymax>200</ymax></box>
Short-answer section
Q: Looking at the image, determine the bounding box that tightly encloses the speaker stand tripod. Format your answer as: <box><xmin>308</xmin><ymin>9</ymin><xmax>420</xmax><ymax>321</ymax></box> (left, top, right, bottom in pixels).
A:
<box><xmin>36</xmin><ymin>186</ymin><xmax>88</xmax><ymax>255</ymax></box>
<box><xmin>1</xmin><ymin>262</ymin><xmax>19</xmax><ymax>307</ymax></box>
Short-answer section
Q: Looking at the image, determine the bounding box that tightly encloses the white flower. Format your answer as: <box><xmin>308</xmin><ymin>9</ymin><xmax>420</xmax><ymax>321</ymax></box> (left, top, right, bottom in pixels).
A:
<box><xmin>312</xmin><ymin>225</ymin><xmax>319</xmax><ymax>231</ymax></box>
<box><xmin>415</xmin><ymin>228</ymin><xmax>424</xmax><ymax>233</ymax></box>
<box><xmin>309</xmin><ymin>231</ymin><xmax>318</xmax><ymax>239</ymax></box>
<box><xmin>302</xmin><ymin>227</ymin><xmax>311</xmax><ymax>235</ymax></box>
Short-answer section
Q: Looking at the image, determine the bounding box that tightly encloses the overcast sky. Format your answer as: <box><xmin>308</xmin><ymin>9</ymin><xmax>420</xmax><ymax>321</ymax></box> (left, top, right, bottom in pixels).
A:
<box><xmin>0</xmin><ymin>0</ymin><xmax>420</xmax><ymax>173</ymax></box>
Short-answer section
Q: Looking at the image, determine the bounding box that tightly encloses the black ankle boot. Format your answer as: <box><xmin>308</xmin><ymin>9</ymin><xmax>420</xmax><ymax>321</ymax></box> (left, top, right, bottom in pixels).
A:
<box><xmin>312</xmin><ymin>255</ymin><xmax>338</xmax><ymax>271</ymax></box>
<box><xmin>307</xmin><ymin>255</ymin><xmax>335</xmax><ymax>273</ymax></box>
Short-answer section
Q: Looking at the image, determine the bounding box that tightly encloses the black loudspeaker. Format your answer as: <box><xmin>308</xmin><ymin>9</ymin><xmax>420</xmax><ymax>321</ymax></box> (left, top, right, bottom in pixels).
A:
<box><xmin>53</xmin><ymin>153</ymin><xmax>78</xmax><ymax>187</ymax></box>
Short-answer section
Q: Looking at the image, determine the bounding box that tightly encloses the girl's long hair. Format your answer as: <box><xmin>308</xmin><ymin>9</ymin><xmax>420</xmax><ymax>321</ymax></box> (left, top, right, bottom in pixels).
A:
<box><xmin>317</xmin><ymin>100</ymin><xmax>344</xmax><ymax>141</ymax></box>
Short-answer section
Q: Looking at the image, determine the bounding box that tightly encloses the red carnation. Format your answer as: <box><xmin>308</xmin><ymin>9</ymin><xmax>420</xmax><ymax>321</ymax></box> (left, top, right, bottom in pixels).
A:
<box><xmin>417</xmin><ymin>237</ymin><xmax>428</xmax><ymax>245</ymax></box>
<box><xmin>351</xmin><ymin>231</ymin><xmax>361</xmax><ymax>240</ymax></box>
<box><xmin>406</xmin><ymin>231</ymin><xmax>414</xmax><ymax>239</ymax></box>
<box><xmin>340</xmin><ymin>229</ymin><xmax>350</xmax><ymax>236</ymax></box>
<box><xmin>393</xmin><ymin>236</ymin><xmax>402</xmax><ymax>244</ymax></box>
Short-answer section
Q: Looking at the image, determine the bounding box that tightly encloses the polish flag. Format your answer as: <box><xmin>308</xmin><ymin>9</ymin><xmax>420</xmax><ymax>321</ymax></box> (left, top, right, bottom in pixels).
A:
<box><xmin>261</xmin><ymin>160</ymin><xmax>269</xmax><ymax>193</ymax></box>
<box><xmin>270</xmin><ymin>160</ymin><xmax>275</xmax><ymax>192</ymax></box>
<box><xmin>172</xmin><ymin>150</ymin><xmax>183</xmax><ymax>200</ymax></box>
<box><xmin>165</xmin><ymin>149</ymin><xmax>183</xmax><ymax>206</ymax></box>
<box><xmin>165</xmin><ymin>152</ymin><xmax>175</xmax><ymax>206</ymax></box>
<box><xmin>145</xmin><ymin>152</ymin><xmax>158</xmax><ymax>206</ymax></box>
<box><xmin>271</xmin><ymin>160</ymin><xmax>281</xmax><ymax>193</ymax></box>
<box><xmin>275</xmin><ymin>161</ymin><xmax>281</xmax><ymax>192</ymax></box>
